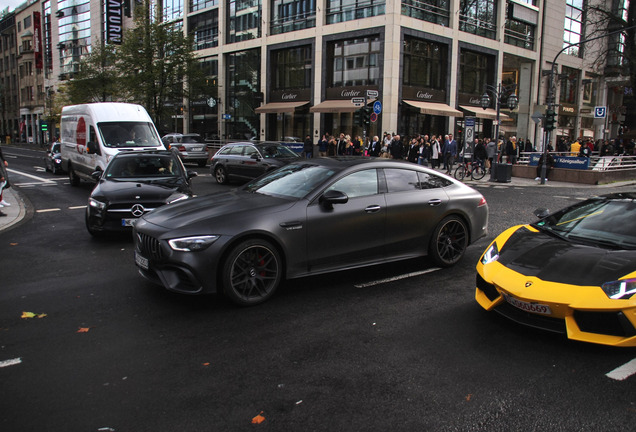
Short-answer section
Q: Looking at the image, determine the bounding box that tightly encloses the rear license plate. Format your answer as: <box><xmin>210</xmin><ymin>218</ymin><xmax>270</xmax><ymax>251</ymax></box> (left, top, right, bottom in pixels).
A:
<box><xmin>135</xmin><ymin>252</ymin><xmax>149</xmax><ymax>270</ymax></box>
<box><xmin>191</xmin><ymin>146</ymin><xmax>203</xmax><ymax>151</ymax></box>
<box><xmin>122</xmin><ymin>218</ymin><xmax>138</xmax><ymax>227</ymax></box>
<box><xmin>503</xmin><ymin>293</ymin><xmax>552</xmax><ymax>315</ymax></box>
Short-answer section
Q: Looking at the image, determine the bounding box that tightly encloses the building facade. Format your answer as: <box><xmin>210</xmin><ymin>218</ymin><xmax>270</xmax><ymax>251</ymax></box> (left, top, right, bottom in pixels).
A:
<box><xmin>0</xmin><ymin>0</ymin><xmax>630</xmax><ymax>148</ymax></box>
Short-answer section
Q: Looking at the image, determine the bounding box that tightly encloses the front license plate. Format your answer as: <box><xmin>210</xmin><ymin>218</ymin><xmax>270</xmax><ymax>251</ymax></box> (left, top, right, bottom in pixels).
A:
<box><xmin>135</xmin><ymin>252</ymin><xmax>149</xmax><ymax>270</ymax></box>
<box><xmin>503</xmin><ymin>293</ymin><xmax>552</xmax><ymax>315</ymax></box>
<box><xmin>122</xmin><ymin>218</ymin><xmax>138</xmax><ymax>227</ymax></box>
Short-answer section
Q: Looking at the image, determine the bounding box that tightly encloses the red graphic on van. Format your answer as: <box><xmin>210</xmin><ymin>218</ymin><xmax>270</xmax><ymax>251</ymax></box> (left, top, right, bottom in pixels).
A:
<box><xmin>76</xmin><ymin>117</ymin><xmax>86</xmax><ymax>154</ymax></box>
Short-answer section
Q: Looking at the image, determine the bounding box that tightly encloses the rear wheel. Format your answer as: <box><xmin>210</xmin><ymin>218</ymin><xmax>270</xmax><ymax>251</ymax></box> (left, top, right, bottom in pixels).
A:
<box><xmin>68</xmin><ymin>163</ymin><xmax>80</xmax><ymax>186</ymax></box>
<box><xmin>429</xmin><ymin>215</ymin><xmax>468</xmax><ymax>267</ymax></box>
<box><xmin>471</xmin><ymin>163</ymin><xmax>486</xmax><ymax>180</ymax></box>
<box><xmin>215</xmin><ymin>165</ymin><xmax>228</xmax><ymax>184</ymax></box>
<box><xmin>221</xmin><ymin>239</ymin><xmax>282</xmax><ymax>306</ymax></box>
<box><xmin>454</xmin><ymin>164</ymin><xmax>466</xmax><ymax>181</ymax></box>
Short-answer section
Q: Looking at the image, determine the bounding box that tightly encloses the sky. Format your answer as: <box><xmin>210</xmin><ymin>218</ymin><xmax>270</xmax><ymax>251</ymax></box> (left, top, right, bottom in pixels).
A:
<box><xmin>2</xmin><ymin>0</ymin><xmax>27</xmax><ymax>13</ymax></box>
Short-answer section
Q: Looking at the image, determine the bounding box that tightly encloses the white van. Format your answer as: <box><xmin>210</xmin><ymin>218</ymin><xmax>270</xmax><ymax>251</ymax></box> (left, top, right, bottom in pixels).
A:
<box><xmin>60</xmin><ymin>102</ymin><xmax>165</xmax><ymax>185</ymax></box>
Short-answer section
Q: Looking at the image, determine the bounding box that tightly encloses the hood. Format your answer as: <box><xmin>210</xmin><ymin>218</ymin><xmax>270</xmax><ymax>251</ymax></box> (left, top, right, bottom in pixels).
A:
<box><xmin>94</xmin><ymin>178</ymin><xmax>190</xmax><ymax>201</ymax></box>
<box><xmin>498</xmin><ymin>226</ymin><xmax>636</xmax><ymax>286</ymax></box>
<box><xmin>140</xmin><ymin>190</ymin><xmax>293</xmax><ymax>230</ymax></box>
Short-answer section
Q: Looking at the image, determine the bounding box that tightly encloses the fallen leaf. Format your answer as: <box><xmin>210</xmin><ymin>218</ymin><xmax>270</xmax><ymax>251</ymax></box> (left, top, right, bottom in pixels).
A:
<box><xmin>465</xmin><ymin>394</ymin><xmax>472</xmax><ymax>402</ymax></box>
<box><xmin>21</xmin><ymin>312</ymin><xmax>46</xmax><ymax>319</ymax></box>
<box><xmin>252</xmin><ymin>411</ymin><xmax>266</xmax><ymax>424</ymax></box>
<box><xmin>10</xmin><ymin>243</ymin><xmax>18</xmax><ymax>246</ymax></box>
<box><xmin>77</xmin><ymin>327</ymin><xmax>91</xmax><ymax>333</ymax></box>
<box><xmin>202</xmin><ymin>362</ymin><xmax>210</xmax><ymax>366</ymax></box>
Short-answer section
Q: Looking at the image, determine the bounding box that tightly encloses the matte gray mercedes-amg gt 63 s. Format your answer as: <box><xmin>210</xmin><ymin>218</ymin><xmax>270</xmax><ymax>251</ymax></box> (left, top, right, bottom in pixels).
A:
<box><xmin>133</xmin><ymin>157</ymin><xmax>488</xmax><ymax>306</ymax></box>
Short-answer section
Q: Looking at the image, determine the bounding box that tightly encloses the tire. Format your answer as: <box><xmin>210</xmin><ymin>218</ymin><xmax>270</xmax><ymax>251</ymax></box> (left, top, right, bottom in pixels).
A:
<box><xmin>215</xmin><ymin>165</ymin><xmax>228</xmax><ymax>184</ymax></box>
<box><xmin>471</xmin><ymin>164</ymin><xmax>486</xmax><ymax>180</ymax></box>
<box><xmin>221</xmin><ymin>239</ymin><xmax>282</xmax><ymax>306</ymax></box>
<box><xmin>68</xmin><ymin>163</ymin><xmax>80</xmax><ymax>186</ymax></box>
<box><xmin>429</xmin><ymin>215</ymin><xmax>468</xmax><ymax>267</ymax></box>
<box><xmin>454</xmin><ymin>165</ymin><xmax>466</xmax><ymax>181</ymax></box>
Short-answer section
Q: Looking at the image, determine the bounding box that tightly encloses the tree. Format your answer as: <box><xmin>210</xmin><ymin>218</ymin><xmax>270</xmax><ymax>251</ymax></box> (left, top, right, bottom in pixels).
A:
<box><xmin>65</xmin><ymin>44</ymin><xmax>120</xmax><ymax>104</ymax></box>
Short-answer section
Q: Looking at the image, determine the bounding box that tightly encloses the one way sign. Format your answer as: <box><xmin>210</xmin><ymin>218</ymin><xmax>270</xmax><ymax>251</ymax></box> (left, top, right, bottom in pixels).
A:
<box><xmin>594</xmin><ymin>106</ymin><xmax>607</xmax><ymax>118</ymax></box>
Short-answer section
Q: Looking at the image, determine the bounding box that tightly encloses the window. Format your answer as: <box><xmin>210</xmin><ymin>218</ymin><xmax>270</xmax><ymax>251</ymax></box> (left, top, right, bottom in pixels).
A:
<box><xmin>227</xmin><ymin>0</ymin><xmax>261</xmax><ymax>43</ymax></box>
<box><xmin>191</xmin><ymin>0</ymin><xmax>219</xmax><ymax>12</ymax></box>
<box><xmin>401</xmin><ymin>0</ymin><xmax>449</xmax><ymax>27</ymax></box>
<box><xmin>272</xmin><ymin>46</ymin><xmax>312</xmax><ymax>90</ymax></box>
<box><xmin>328</xmin><ymin>36</ymin><xmax>381</xmax><ymax>87</ymax></box>
<box><xmin>327</xmin><ymin>169</ymin><xmax>378</xmax><ymax>198</ymax></box>
<box><xmin>189</xmin><ymin>10</ymin><xmax>219</xmax><ymax>50</ymax></box>
<box><xmin>559</xmin><ymin>66</ymin><xmax>579</xmax><ymax>105</ymax></box>
<box><xmin>385</xmin><ymin>169</ymin><xmax>420</xmax><ymax>192</ymax></box>
<box><xmin>326</xmin><ymin>0</ymin><xmax>385</xmax><ymax>24</ymax></box>
<box><xmin>163</xmin><ymin>0</ymin><xmax>184</xmax><ymax>21</ymax></box>
<box><xmin>459</xmin><ymin>0</ymin><xmax>497</xmax><ymax>40</ymax></box>
<box><xmin>563</xmin><ymin>0</ymin><xmax>583</xmax><ymax>57</ymax></box>
<box><xmin>402</xmin><ymin>37</ymin><xmax>446</xmax><ymax>89</ymax></box>
<box><xmin>504</xmin><ymin>0</ymin><xmax>536</xmax><ymax>50</ymax></box>
<box><xmin>271</xmin><ymin>0</ymin><xmax>316</xmax><ymax>34</ymax></box>
<box><xmin>459</xmin><ymin>51</ymin><xmax>489</xmax><ymax>94</ymax></box>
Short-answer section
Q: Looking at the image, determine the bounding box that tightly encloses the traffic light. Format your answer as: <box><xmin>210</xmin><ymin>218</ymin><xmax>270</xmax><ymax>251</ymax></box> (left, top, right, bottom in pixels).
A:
<box><xmin>353</xmin><ymin>108</ymin><xmax>362</xmax><ymax>126</ymax></box>
<box><xmin>362</xmin><ymin>106</ymin><xmax>372</xmax><ymax>126</ymax></box>
<box><xmin>544</xmin><ymin>108</ymin><xmax>556</xmax><ymax>131</ymax></box>
<box><xmin>40</xmin><ymin>121</ymin><xmax>48</xmax><ymax>132</ymax></box>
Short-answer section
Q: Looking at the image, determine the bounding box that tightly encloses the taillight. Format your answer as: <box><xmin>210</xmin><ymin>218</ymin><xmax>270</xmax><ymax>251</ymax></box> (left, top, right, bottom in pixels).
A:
<box><xmin>178</xmin><ymin>146</ymin><xmax>186</xmax><ymax>151</ymax></box>
<box><xmin>478</xmin><ymin>197</ymin><xmax>487</xmax><ymax>207</ymax></box>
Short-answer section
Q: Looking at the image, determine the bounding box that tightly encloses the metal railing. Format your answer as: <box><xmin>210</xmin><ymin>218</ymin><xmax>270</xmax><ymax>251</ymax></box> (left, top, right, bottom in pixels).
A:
<box><xmin>516</xmin><ymin>152</ymin><xmax>636</xmax><ymax>171</ymax></box>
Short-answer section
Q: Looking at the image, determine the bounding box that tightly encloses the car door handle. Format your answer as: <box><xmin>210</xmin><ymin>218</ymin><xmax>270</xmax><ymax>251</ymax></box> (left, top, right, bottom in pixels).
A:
<box><xmin>280</xmin><ymin>221</ymin><xmax>302</xmax><ymax>229</ymax></box>
<box><xmin>428</xmin><ymin>199</ymin><xmax>442</xmax><ymax>206</ymax></box>
<box><xmin>365</xmin><ymin>205</ymin><xmax>382</xmax><ymax>213</ymax></box>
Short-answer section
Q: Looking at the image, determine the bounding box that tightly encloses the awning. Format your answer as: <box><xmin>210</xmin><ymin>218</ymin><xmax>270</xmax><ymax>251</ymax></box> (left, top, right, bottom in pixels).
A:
<box><xmin>403</xmin><ymin>100</ymin><xmax>463</xmax><ymax>117</ymax></box>
<box><xmin>255</xmin><ymin>101</ymin><xmax>309</xmax><ymax>114</ymax></box>
<box><xmin>459</xmin><ymin>105</ymin><xmax>510</xmax><ymax>121</ymax></box>
<box><xmin>310</xmin><ymin>99</ymin><xmax>373</xmax><ymax>113</ymax></box>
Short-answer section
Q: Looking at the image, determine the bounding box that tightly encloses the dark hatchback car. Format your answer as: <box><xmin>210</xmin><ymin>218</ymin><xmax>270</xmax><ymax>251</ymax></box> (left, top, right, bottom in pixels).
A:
<box><xmin>86</xmin><ymin>151</ymin><xmax>196</xmax><ymax>236</ymax></box>
<box><xmin>210</xmin><ymin>142</ymin><xmax>300</xmax><ymax>184</ymax></box>
<box><xmin>134</xmin><ymin>158</ymin><xmax>488</xmax><ymax>306</ymax></box>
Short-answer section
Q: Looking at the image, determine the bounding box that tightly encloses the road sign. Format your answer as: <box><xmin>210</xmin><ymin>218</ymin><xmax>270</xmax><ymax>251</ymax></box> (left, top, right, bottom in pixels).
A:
<box><xmin>367</xmin><ymin>90</ymin><xmax>379</xmax><ymax>98</ymax></box>
<box><xmin>222</xmin><ymin>114</ymin><xmax>232</xmax><ymax>120</ymax></box>
<box><xmin>373</xmin><ymin>101</ymin><xmax>382</xmax><ymax>114</ymax></box>
<box><xmin>370</xmin><ymin>112</ymin><xmax>378</xmax><ymax>123</ymax></box>
<box><xmin>531</xmin><ymin>112</ymin><xmax>543</xmax><ymax>124</ymax></box>
<box><xmin>594</xmin><ymin>106</ymin><xmax>607</xmax><ymax>118</ymax></box>
<box><xmin>351</xmin><ymin>97</ymin><xmax>365</xmax><ymax>105</ymax></box>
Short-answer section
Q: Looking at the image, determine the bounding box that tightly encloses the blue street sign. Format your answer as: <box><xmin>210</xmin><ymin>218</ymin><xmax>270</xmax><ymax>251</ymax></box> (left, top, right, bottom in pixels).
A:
<box><xmin>594</xmin><ymin>106</ymin><xmax>606</xmax><ymax>118</ymax></box>
<box><xmin>373</xmin><ymin>101</ymin><xmax>382</xmax><ymax>115</ymax></box>
<box><xmin>222</xmin><ymin>114</ymin><xmax>232</xmax><ymax>120</ymax></box>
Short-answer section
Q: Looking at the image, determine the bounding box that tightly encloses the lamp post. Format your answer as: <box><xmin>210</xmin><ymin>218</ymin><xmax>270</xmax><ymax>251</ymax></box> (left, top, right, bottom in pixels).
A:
<box><xmin>480</xmin><ymin>83</ymin><xmax>518</xmax><ymax>181</ymax></box>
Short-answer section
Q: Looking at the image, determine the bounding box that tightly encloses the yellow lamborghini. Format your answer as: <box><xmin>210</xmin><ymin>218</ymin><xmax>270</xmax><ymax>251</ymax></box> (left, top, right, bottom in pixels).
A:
<box><xmin>475</xmin><ymin>193</ymin><xmax>636</xmax><ymax>347</ymax></box>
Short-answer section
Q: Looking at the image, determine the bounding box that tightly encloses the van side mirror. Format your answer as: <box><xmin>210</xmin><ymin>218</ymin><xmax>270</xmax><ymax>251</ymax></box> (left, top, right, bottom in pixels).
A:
<box><xmin>87</xmin><ymin>141</ymin><xmax>101</xmax><ymax>155</ymax></box>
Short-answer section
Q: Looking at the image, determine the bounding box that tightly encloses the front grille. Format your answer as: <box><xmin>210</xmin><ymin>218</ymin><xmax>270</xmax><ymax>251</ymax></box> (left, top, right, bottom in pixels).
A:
<box><xmin>476</xmin><ymin>273</ymin><xmax>500</xmax><ymax>301</ymax></box>
<box><xmin>494</xmin><ymin>302</ymin><xmax>567</xmax><ymax>334</ymax></box>
<box><xmin>573</xmin><ymin>310</ymin><xmax>636</xmax><ymax>337</ymax></box>
<box><xmin>137</xmin><ymin>232</ymin><xmax>164</xmax><ymax>260</ymax></box>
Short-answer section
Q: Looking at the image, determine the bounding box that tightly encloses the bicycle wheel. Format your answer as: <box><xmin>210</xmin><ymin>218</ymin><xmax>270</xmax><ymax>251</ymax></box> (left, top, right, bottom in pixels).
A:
<box><xmin>454</xmin><ymin>164</ymin><xmax>467</xmax><ymax>181</ymax></box>
<box><xmin>471</xmin><ymin>163</ymin><xmax>486</xmax><ymax>180</ymax></box>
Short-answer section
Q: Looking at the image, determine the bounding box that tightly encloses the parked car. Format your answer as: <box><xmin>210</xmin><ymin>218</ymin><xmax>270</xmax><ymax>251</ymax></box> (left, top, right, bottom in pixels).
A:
<box><xmin>162</xmin><ymin>133</ymin><xmax>208</xmax><ymax>167</ymax></box>
<box><xmin>86</xmin><ymin>151</ymin><xmax>196</xmax><ymax>236</ymax></box>
<box><xmin>134</xmin><ymin>158</ymin><xmax>489</xmax><ymax>306</ymax></box>
<box><xmin>210</xmin><ymin>142</ymin><xmax>300</xmax><ymax>184</ymax></box>
<box><xmin>44</xmin><ymin>142</ymin><xmax>63</xmax><ymax>174</ymax></box>
<box><xmin>475</xmin><ymin>192</ymin><xmax>636</xmax><ymax>347</ymax></box>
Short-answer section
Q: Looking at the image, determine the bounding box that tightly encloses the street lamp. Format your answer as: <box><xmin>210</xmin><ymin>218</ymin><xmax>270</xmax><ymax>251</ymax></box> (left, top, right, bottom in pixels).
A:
<box><xmin>480</xmin><ymin>83</ymin><xmax>518</xmax><ymax>181</ymax></box>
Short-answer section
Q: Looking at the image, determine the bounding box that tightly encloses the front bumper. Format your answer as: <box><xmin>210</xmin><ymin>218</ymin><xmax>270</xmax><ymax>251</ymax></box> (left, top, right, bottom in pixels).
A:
<box><xmin>475</xmin><ymin>261</ymin><xmax>636</xmax><ymax>347</ymax></box>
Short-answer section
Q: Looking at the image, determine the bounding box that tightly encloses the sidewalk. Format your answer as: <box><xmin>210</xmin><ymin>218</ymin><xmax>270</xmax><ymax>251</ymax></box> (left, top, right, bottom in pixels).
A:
<box><xmin>0</xmin><ymin>187</ymin><xmax>28</xmax><ymax>232</ymax></box>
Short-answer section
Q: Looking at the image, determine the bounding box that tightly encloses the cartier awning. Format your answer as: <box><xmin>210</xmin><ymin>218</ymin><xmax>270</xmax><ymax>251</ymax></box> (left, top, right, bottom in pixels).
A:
<box><xmin>255</xmin><ymin>101</ymin><xmax>309</xmax><ymax>114</ymax></box>
<box><xmin>403</xmin><ymin>100</ymin><xmax>464</xmax><ymax>117</ymax></box>
<box><xmin>459</xmin><ymin>105</ymin><xmax>510</xmax><ymax>120</ymax></box>
<box><xmin>310</xmin><ymin>99</ymin><xmax>374</xmax><ymax>113</ymax></box>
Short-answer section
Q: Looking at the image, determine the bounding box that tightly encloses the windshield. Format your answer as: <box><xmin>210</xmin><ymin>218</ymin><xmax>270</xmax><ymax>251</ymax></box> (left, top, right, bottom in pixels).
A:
<box><xmin>533</xmin><ymin>197</ymin><xmax>636</xmax><ymax>249</ymax></box>
<box><xmin>99</xmin><ymin>122</ymin><xmax>163</xmax><ymax>148</ymax></box>
<box><xmin>244</xmin><ymin>163</ymin><xmax>337</xmax><ymax>199</ymax></box>
<box><xmin>105</xmin><ymin>155</ymin><xmax>183</xmax><ymax>180</ymax></box>
<box><xmin>181</xmin><ymin>135</ymin><xmax>205</xmax><ymax>143</ymax></box>
<box><xmin>256</xmin><ymin>144</ymin><xmax>299</xmax><ymax>159</ymax></box>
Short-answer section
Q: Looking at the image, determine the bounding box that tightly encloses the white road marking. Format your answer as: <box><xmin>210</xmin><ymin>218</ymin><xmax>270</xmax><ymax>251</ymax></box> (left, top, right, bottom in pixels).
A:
<box><xmin>68</xmin><ymin>205</ymin><xmax>87</xmax><ymax>210</ymax></box>
<box><xmin>0</xmin><ymin>358</ymin><xmax>22</xmax><ymax>368</ymax></box>
<box><xmin>36</xmin><ymin>208</ymin><xmax>61</xmax><ymax>213</ymax></box>
<box><xmin>606</xmin><ymin>358</ymin><xmax>636</xmax><ymax>381</ymax></box>
<box><xmin>354</xmin><ymin>267</ymin><xmax>442</xmax><ymax>288</ymax></box>
<box><xmin>7</xmin><ymin>168</ymin><xmax>55</xmax><ymax>184</ymax></box>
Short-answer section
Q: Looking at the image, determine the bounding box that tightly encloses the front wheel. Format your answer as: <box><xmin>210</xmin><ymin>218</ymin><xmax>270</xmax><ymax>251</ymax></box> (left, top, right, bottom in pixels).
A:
<box><xmin>454</xmin><ymin>164</ymin><xmax>466</xmax><ymax>181</ymax></box>
<box><xmin>214</xmin><ymin>165</ymin><xmax>228</xmax><ymax>184</ymax></box>
<box><xmin>221</xmin><ymin>239</ymin><xmax>283</xmax><ymax>306</ymax></box>
<box><xmin>471</xmin><ymin>164</ymin><xmax>486</xmax><ymax>180</ymax></box>
<box><xmin>429</xmin><ymin>215</ymin><xmax>468</xmax><ymax>267</ymax></box>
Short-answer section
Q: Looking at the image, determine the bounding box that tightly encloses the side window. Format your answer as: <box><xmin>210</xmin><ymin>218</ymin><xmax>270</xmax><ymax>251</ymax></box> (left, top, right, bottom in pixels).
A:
<box><xmin>418</xmin><ymin>172</ymin><xmax>452</xmax><ymax>189</ymax></box>
<box><xmin>229</xmin><ymin>145</ymin><xmax>244</xmax><ymax>155</ymax></box>
<box><xmin>327</xmin><ymin>169</ymin><xmax>378</xmax><ymax>199</ymax></box>
<box><xmin>244</xmin><ymin>146</ymin><xmax>258</xmax><ymax>157</ymax></box>
<box><xmin>384</xmin><ymin>168</ymin><xmax>420</xmax><ymax>192</ymax></box>
<box><xmin>218</xmin><ymin>146</ymin><xmax>232</xmax><ymax>156</ymax></box>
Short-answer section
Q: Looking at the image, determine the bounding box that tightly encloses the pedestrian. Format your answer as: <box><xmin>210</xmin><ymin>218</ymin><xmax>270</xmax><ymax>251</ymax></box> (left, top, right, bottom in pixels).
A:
<box><xmin>303</xmin><ymin>134</ymin><xmax>313</xmax><ymax>158</ymax></box>
<box><xmin>337</xmin><ymin>133</ymin><xmax>347</xmax><ymax>156</ymax></box>
<box><xmin>318</xmin><ymin>134</ymin><xmax>328</xmax><ymax>157</ymax></box>
<box><xmin>535</xmin><ymin>149</ymin><xmax>555</xmax><ymax>181</ymax></box>
<box><xmin>0</xmin><ymin>145</ymin><xmax>10</xmax><ymax>216</ymax></box>
<box><xmin>485</xmin><ymin>138</ymin><xmax>496</xmax><ymax>171</ymax></box>
<box><xmin>417</xmin><ymin>136</ymin><xmax>430</xmax><ymax>166</ymax></box>
<box><xmin>368</xmin><ymin>135</ymin><xmax>381</xmax><ymax>157</ymax></box>
<box><xmin>407</xmin><ymin>138</ymin><xmax>419</xmax><ymax>163</ymax></box>
<box><xmin>474</xmin><ymin>138</ymin><xmax>487</xmax><ymax>170</ymax></box>
<box><xmin>443</xmin><ymin>134</ymin><xmax>457</xmax><ymax>174</ymax></box>
<box><xmin>430</xmin><ymin>135</ymin><xmax>441</xmax><ymax>169</ymax></box>
<box><xmin>390</xmin><ymin>134</ymin><xmax>403</xmax><ymax>159</ymax></box>
<box><xmin>327</xmin><ymin>136</ymin><xmax>337</xmax><ymax>156</ymax></box>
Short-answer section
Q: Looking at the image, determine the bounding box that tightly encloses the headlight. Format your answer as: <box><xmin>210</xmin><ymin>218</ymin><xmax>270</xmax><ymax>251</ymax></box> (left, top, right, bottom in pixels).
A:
<box><xmin>88</xmin><ymin>197</ymin><xmax>106</xmax><ymax>210</ymax></box>
<box><xmin>481</xmin><ymin>242</ymin><xmax>499</xmax><ymax>265</ymax></box>
<box><xmin>167</xmin><ymin>194</ymin><xmax>189</xmax><ymax>204</ymax></box>
<box><xmin>168</xmin><ymin>235</ymin><xmax>219</xmax><ymax>252</ymax></box>
<box><xmin>601</xmin><ymin>279</ymin><xmax>636</xmax><ymax>300</ymax></box>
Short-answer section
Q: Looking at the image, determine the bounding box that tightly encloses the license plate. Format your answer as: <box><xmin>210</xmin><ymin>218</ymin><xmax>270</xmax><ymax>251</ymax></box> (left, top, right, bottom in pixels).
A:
<box><xmin>135</xmin><ymin>252</ymin><xmax>149</xmax><ymax>270</ymax></box>
<box><xmin>122</xmin><ymin>218</ymin><xmax>138</xmax><ymax>227</ymax></box>
<box><xmin>191</xmin><ymin>146</ymin><xmax>203</xmax><ymax>151</ymax></box>
<box><xmin>503</xmin><ymin>293</ymin><xmax>552</xmax><ymax>315</ymax></box>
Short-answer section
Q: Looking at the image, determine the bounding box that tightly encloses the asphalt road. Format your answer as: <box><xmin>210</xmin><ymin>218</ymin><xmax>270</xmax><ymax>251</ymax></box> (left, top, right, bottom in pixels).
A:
<box><xmin>1</xmin><ymin>146</ymin><xmax>635</xmax><ymax>431</ymax></box>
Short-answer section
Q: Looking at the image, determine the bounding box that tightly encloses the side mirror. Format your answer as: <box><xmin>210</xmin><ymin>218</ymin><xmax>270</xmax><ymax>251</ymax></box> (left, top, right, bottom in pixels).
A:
<box><xmin>251</xmin><ymin>153</ymin><xmax>261</xmax><ymax>161</ymax></box>
<box><xmin>91</xmin><ymin>170</ymin><xmax>103</xmax><ymax>181</ymax></box>
<box><xmin>319</xmin><ymin>190</ymin><xmax>348</xmax><ymax>209</ymax></box>
<box><xmin>87</xmin><ymin>141</ymin><xmax>100</xmax><ymax>155</ymax></box>
<box><xmin>534</xmin><ymin>208</ymin><xmax>550</xmax><ymax>219</ymax></box>
<box><xmin>187</xmin><ymin>170</ymin><xmax>198</xmax><ymax>180</ymax></box>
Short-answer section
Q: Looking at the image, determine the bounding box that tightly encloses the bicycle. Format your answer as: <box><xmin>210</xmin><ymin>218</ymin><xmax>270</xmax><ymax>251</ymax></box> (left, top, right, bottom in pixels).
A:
<box><xmin>454</xmin><ymin>158</ymin><xmax>486</xmax><ymax>181</ymax></box>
